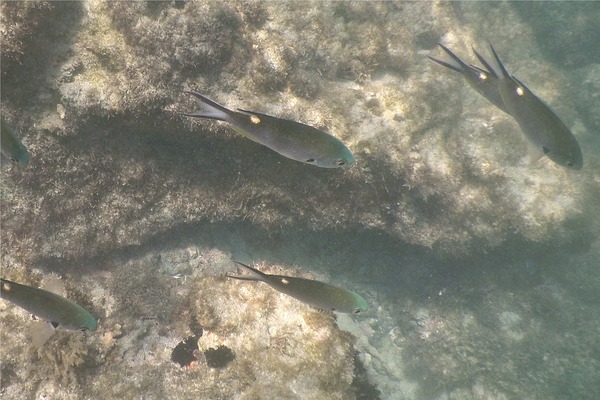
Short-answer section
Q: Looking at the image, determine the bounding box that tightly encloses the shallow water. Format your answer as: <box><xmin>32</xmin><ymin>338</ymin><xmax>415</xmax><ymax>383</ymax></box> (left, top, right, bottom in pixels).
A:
<box><xmin>1</xmin><ymin>1</ymin><xmax>599</xmax><ymax>399</ymax></box>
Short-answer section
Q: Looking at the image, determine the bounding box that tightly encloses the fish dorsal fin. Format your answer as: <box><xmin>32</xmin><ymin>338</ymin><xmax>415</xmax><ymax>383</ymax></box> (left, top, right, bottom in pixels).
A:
<box><xmin>42</xmin><ymin>275</ymin><xmax>65</xmax><ymax>296</ymax></box>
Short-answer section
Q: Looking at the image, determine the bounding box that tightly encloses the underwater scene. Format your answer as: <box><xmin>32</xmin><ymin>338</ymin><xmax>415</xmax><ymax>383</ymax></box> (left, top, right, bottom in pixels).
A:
<box><xmin>1</xmin><ymin>1</ymin><xmax>599</xmax><ymax>399</ymax></box>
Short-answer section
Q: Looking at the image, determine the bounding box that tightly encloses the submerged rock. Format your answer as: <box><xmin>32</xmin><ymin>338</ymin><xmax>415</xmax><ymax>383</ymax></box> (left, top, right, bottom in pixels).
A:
<box><xmin>1</xmin><ymin>1</ymin><xmax>599</xmax><ymax>399</ymax></box>
<box><xmin>1</xmin><ymin>1</ymin><xmax>596</xmax><ymax>262</ymax></box>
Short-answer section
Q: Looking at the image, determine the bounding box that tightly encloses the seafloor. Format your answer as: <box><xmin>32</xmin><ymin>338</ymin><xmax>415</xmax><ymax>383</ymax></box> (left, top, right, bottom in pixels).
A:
<box><xmin>1</xmin><ymin>1</ymin><xmax>599</xmax><ymax>399</ymax></box>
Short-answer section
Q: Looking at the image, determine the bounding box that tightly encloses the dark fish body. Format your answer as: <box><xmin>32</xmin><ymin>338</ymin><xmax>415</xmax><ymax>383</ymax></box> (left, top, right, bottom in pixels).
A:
<box><xmin>476</xmin><ymin>45</ymin><xmax>583</xmax><ymax>169</ymax></box>
<box><xmin>429</xmin><ymin>43</ymin><xmax>510</xmax><ymax>114</ymax></box>
<box><xmin>184</xmin><ymin>91</ymin><xmax>355</xmax><ymax>168</ymax></box>
<box><xmin>1</xmin><ymin>117</ymin><xmax>29</xmax><ymax>166</ymax></box>
<box><xmin>228</xmin><ymin>262</ymin><xmax>368</xmax><ymax>314</ymax></box>
<box><xmin>1</xmin><ymin>278</ymin><xmax>97</xmax><ymax>331</ymax></box>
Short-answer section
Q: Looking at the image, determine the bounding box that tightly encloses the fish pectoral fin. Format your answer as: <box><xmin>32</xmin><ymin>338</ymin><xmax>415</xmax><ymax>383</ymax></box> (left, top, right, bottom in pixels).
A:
<box><xmin>313</xmin><ymin>307</ymin><xmax>335</xmax><ymax>316</ymax></box>
<box><xmin>527</xmin><ymin>141</ymin><xmax>545</xmax><ymax>165</ymax></box>
<box><xmin>30</xmin><ymin>321</ymin><xmax>56</xmax><ymax>348</ymax></box>
<box><xmin>542</xmin><ymin>146</ymin><xmax>551</xmax><ymax>155</ymax></box>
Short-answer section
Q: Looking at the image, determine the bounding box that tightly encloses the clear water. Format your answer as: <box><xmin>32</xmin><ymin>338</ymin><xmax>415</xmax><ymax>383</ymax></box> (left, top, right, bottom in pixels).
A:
<box><xmin>1</xmin><ymin>1</ymin><xmax>599</xmax><ymax>399</ymax></box>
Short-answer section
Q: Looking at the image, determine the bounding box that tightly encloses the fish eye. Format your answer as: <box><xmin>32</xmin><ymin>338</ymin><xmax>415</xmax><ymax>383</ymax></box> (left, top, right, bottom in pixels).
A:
<box><xmin>337</xmin><ymin>159</ymin><xmax>346</xmax><ymax>166</ymax></box>
<box><xmin>11</xmin><ymin>158</ymin><xmax>17</xmax><ymax>164</ymax></box>
<box><xmin>354</xmin><ymin>309</ymin><xmax>361</xmax><ymax>314</ymax></box>
<box><xmin>79</xmin><ymin>327</ymin><xmax>89</xmax><ymax>332</ymax></box>
<box><xmin>305</xmin><ymin>159</ymin><xmax>315</xmax><ymax>163</ymax></box>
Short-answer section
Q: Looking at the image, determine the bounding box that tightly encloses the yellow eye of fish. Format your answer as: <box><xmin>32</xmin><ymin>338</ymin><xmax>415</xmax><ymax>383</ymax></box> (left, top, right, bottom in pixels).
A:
<box><xmin>281</xmin><ymin>278</ymin><xmax>289</xmax><ymax>285</ymax></box>
<box><xmin>516</xmin><ymin>87</ymin><xmax>524</xmax><ymax>96</ymax></box>
<box><xmin>250</xmin><ymin>115</ymin><xmax>261</xmax><ymax>124</ymax></box>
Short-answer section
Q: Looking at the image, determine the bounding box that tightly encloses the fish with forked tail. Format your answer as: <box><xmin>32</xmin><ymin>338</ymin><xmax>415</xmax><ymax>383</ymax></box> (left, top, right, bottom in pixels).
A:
<box><xmin>428</xmin><ymin>43</ymin><xmax>510</xmax><ymax>114</ymax></box>
<box><xmin>183</xmin><ymin>91</ymin><xmax>355</xmax><ymax>168</ymax></box>
<box><xmin>227</xmin><ymin>262</ymin><xmax>368</xmax><ymax>314</ymax></box>
<box><xmin>1</xmin><ymin>278</ymin><xmax>97</xmax><ymax>346</ymax></box>
<box><xmin>472</xmin><ymin>45</ymin><xmax>583</xmax><ymax>169</ymax></box>
<box><xmin>1</xmin><ymin>117</ymin><xmax>29</xmax><ymax>166</ymax></box>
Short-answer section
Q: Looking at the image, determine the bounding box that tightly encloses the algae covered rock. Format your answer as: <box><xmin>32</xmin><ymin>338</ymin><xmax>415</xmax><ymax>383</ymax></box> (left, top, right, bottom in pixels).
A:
<box><xmin>1</xmin><ymin>1</ymin><xmax>599</xmax><ymax>399</ymax></box>
<box><xmin>190</xmin><ymin>265</ymin><xmax>357</xmax><ymax>399</ymax></box>
<box><xmin>1</xmin><ymin>0</ymin><xmax>596</xmax><ymax>262</ymax></box>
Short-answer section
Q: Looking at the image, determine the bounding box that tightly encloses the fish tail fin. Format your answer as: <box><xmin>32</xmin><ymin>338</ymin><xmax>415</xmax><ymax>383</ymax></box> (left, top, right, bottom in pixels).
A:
<box><xmin>476</xmin><ymin>43</ymin><xmax>510</xmax><ymax>79</ymax></box>
<box><xmin>427</xmin><ymin>55</ymin><xmax>463</xmax><ymax>73</ymax></box>
<box><xmin>489</xmin><ymin>44</ymin><xmax>510</xmax><ymax>78</ymax></box>
<box><xmin>429</xmin><ymin>43</ymin><xmax>469</xmax><ymax>73</ymax></box>
<box><xmin>227</xmin><ymin>261</ymin><xmax>268</xmax><ymax>282</ymax></box>
<box><xmin>183</xmin><ymin>91</ymin><xmax>231</xmax><ymax>121</ymax></box>
<box><xmin>471</xmin><ymin>46</ymin><xmax>500</xmax><ymax>78</ymax></box>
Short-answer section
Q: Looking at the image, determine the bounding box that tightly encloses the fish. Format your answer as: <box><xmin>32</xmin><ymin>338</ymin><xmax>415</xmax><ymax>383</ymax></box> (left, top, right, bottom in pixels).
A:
<box><xmin>472</xmin><ymin>45</ymin><xmax>583</xmax><ymax>169</ymax></box>
<box><xmin>183</xmin><ymin>91</ymin><xmax>356</xmax><ymax>168</ymax></box>
<box><xmin>0</xmin><ymin>278</ymin><xmax>97</xmax><ymax>332</ymax></box>
<box><xmin>1</xmin><ymin>117</ymin><xmax>29</xmax><ymax>166</ymax></box>
<box><xmin>428</xmin><ymin>43</ymin><xmax>510</xmax><ymax>114</ymax></box>
<box><xmin>227</xmin><ymin>262</ymin><xmax>368</xmax><ymax>314</ymax></box>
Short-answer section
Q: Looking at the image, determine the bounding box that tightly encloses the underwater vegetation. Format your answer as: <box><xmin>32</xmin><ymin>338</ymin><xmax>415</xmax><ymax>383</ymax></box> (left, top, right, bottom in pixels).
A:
<box><xmin>1</xmin><ymin>1</ymin><xmax>599</xmax><ymax>399</ymax></box>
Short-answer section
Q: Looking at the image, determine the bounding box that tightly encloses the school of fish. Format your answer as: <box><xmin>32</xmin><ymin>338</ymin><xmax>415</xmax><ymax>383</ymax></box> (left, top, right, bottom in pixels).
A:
<box><xmin>1</xmin><ymin>40</ymin><xmax>587</xmax><ymax>348</ymax></box>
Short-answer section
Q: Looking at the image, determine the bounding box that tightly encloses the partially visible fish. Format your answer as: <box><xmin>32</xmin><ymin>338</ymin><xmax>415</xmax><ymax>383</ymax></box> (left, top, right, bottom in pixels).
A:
<box><xmin>1</xmin><ymin>117</ymin><xmax>29</xmax><ymax>166</ymax></box>
<box><xmin>227</xmin><ymin>262</ymin><xmax>368</xmax><ymax>314</ymax></box>
<box><xmin>428</xmin><ymin>43</ymin><xmax>510</xmax><ymax>114</ymax></box>
<box><xmin>0</xmin><ymin>278</ymin><xmax>97</xmax><ymax>332</ymax></box>
<box><xmin>183</xmin><ymin>91</ymin><xmax>356</xmax><ymax>168</ymax></box>
<box><xmin>473</xmin><ymin>45</ymin><xmax>583</xmax><ymax>169</ymax></box>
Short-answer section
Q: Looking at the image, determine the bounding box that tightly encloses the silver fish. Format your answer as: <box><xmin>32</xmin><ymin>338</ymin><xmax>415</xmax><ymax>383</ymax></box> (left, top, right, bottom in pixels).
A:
<box><xmin>184</xmin><ymin>91</ymin><xmax>356</xmax><ymax>168</ymax></box>
<box><xmin>473</xmin><ymin>45</ymin><xmax>583</xmax><ymax>169</ymax></box>
<box><xmin>428</xmin><ymin>43</ymin><xmax>510</xmax><ymax>114</ymax></box>
<box><xmin>1</xmin><ymin>117</ymin><xmax>29</xmax><ymax>166</ymax></box>
<box><xmin>1</xmin><ymin>278</ymin><xmax>97</xmax><ymax>331</ymax></box>
<box><xmin>228</xmin><ymin>262</ymin><xmax>368</xmax><ymax>314</ymax></box>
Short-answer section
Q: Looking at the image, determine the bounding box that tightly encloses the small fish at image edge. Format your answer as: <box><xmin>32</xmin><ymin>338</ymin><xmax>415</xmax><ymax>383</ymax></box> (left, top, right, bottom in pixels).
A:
<box><xmin>1</xmin><ymin>117</ymin><xmax>29</xmax><ymax>166</ymax></box>
<box><xmin>0</xmin><ymin>278</ymin><xmax>97</xmax><ymax>332</ymax></box>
